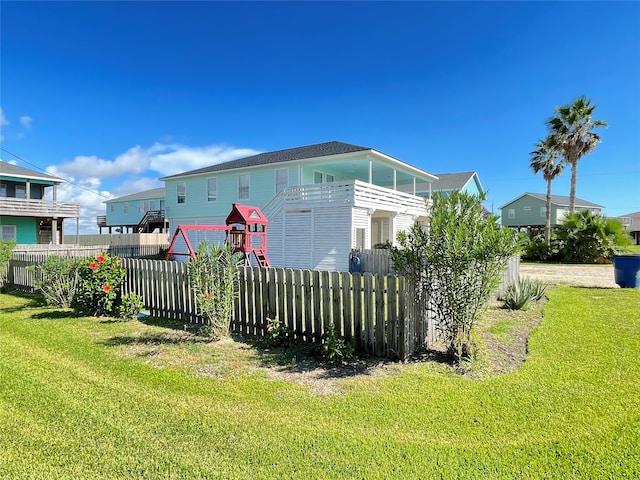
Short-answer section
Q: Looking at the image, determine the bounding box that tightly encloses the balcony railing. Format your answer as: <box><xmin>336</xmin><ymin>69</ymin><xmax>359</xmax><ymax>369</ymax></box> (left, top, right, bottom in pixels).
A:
<box><xmin>265</xmin><ymin>180</ymin><xmax>429</xmax><ymax>217</ymax></box>
<box><xmin>0</xmin><ymin>197</ymin><xmax>79</xmax><ymax>218</ymax></box>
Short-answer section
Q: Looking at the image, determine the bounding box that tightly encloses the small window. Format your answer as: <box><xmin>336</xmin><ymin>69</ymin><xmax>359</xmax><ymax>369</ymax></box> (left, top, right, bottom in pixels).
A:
<box><xmin>313</xmin><ymin>171</ymin><xmax>323</xmax><ymax>184</ymax></box>
<box><xmin>523</xmin><ymin>206</ymin><xmax>531</xmax><ymax>211</ymax></box>
<box><xmin>540</xmin><ymin>207</ymin><xmax>547</xmax><ymax>217</ymax></box>
<box><xmin>15</xmin><ymin>185</ymin><xmax>26</xmax><ymax>199</ymax></box>
<box><xmin>138</xmin><ymin>201</ymin><xmax>145</xmax><ymax>213</ymax></box>
<box><xmin>207</xmin><ymin>178</ymin><xmax>218</xmax><ymax>202</ymax></box>
<box><xmin>1</xmin><ymin>225</ymin><xmax>16</xmax><ymax>241</ymax></box>
<box><xmin>124</xmin><ymin>203</ymin><xmax>129</xmax><ymax>214</ymax></box>
<box><xmin>508</xmin><ymin>209</ymin><xmax>515</xmax><ymax>219</ymax></box>
<box><xmin>177</xmin><ymin>182</ymin><xmax>186</xmax><ymax>204</ymax></box>
<box><xmin>275</xmin><ymin>169</ymin><xmax>288</xmax><ymax>194</ymax></box>
<box><xmin>0</xmin><ymin>183</ymin><xmax>6</xmax><ymax>197</ymax></box>
<box><xmin>238</xmin><ymin>173</ymin><xmax>250</xmax><ymax>200</ymax></box>
<box><xmin>110</xmin><ymin>204</ymin><xmax>114</xmax><ymax>213</ymax></box>
<box><xmin>326</xmin><ymin>173</ymin><xmax>335</xmax><ymax>183</ymax></box>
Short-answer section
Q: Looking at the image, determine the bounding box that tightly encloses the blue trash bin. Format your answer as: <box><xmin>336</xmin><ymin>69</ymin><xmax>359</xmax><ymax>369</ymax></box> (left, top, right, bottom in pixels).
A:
<box><xmin>611</xmin><ymin>254</ymin><xmax>640</xmax><ymax>289</ymax></box>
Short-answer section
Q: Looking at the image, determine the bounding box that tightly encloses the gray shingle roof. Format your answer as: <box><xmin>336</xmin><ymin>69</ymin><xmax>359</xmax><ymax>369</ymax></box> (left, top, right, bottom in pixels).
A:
<box><xmin>500</xmin><ymin>193</ymin><xmax>604</xmax><ymax>209</ymax></box>
<box><xmin>160</xmin><ymin>141</ymin><xmax>372</xmax><ymax>179</ymax></box>
<box><xmin>430</xmin><ymin>171</ymin><xmax>476</xmax><ymax>192</ymax></box>
<box><xmin>105</xmin><ymin>187</ymin><xmax>165</xmax><ymax>204</ymax></box>
<box><xmin>0</xmin><ymin>161</ymin><xmax>64</xmax><ymax>182</ymax></box>
<box><xmin>526</xmin><ymin>193</ymin><xmax>603</xmax><ymax>208</ymax></box>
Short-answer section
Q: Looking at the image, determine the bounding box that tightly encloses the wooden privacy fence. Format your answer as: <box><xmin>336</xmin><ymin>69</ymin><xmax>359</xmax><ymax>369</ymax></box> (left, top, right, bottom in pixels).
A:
<box><xmin>120</xmin><ymin>259</ymin><xmax>429</xmax><ymax>360</ymax></box>
<box><xmin>5</xmin><ymin>255</ymin><xmax>429</xmax><ymax>360</ymax></box>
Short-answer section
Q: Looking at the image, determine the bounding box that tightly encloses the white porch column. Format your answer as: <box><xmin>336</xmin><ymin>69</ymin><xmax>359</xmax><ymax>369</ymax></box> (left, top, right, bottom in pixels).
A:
<box><xmin>368</xmin><ymin>158</ymin><xmax>373</xmax><ymax>184</ymax></box>
<box><xmin>413</xmin><ymin>177</ymin><xmax>416</xmax><ymax>196</ymax></box>
<box><xmin>393</xmin><ymin>170</ymin><xmax>397</xmax><ymax>191</ymax></box>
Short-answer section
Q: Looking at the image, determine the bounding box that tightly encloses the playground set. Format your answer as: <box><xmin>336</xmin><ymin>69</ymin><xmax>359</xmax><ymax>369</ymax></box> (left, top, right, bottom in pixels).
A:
<box><xmin>165</xmin><ymin>203</ymin><xmax>271</xmax><ymax>268</ymax></box>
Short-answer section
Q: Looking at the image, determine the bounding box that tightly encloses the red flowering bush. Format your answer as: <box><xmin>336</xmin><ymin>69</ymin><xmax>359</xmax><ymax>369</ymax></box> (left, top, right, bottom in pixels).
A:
<box><xmin>72</xmin><ymin>252</ymin><xmax>126</xmax><ymax>316</ymax></box>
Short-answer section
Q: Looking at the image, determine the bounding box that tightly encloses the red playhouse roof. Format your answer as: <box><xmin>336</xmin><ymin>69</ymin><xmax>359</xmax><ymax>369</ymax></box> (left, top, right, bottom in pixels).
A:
<box><xmin>225</xmin><ymin>204</ymin><xmax>268</xmax><ymax>225</ymax></box>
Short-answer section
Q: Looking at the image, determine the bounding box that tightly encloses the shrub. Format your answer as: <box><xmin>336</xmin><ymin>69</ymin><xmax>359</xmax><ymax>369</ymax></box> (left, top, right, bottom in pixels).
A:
<box><xmin>118</xmin><ymin>292</ymin><xmax>144</xmax><ymax>321</ymax></box>
<box><xmin>263</xmin><ymin>318</ymin><xmax>292</xmax><ymax>348</ymax></box>
<box><xmin>391</xmin><ymin>191</ymin><xmax>522</xmax><ymax>363</ymax></box>
<box><xmin>554</xmin><ymin>211</ymin><xmax>631</xmax><ymax>263</ymax></box>
<box><xmin>0</xmin><ymin>239</ymin><xmax>16</xmax><ymax>287</ymax></box>
<box><xmin>30</xmin><ymin>256</ymin><xmax>82</xmax><ymax>308</ymax></box>
<box><xmin>522</xmin><ymin>235</ymin><xmax>559</xmax><ymax>261</ymax></box>
<box><xmin>321</xmin><ymin>324</ymin><xmax>357</xmax><ymax>364</ymax></box>
<box><xmin>502</xmin><ymin>277</ymin><xmax>547</xmax><ymax>310</ymax></box>
<box><xmin>72</xmin><ymin>253</ymin><xmax>126</xmax><ymax>316</ymax></box>
<box><xmin>188</xmin><ymin>241</ymin><xmax>241</xmax><ymax>338</ymax></box>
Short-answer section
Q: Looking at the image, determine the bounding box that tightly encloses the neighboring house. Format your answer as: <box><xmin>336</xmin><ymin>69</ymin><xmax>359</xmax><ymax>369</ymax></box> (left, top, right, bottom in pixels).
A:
<box><xmin>397</xmin><ymin>171</ymin><xmax>484</xmax><ymax>198</ymax></box>
<box><xmin>160</xmin><ymin>141</ymin><xmax>437</xmax><ymax>271</ymax></box>
<box><xmin>500</xmin><ymin>193</ymin><xmax>604</xmax><ymax>235</ymax></box>
<box><xmin>0</xmin><ymin>162</ymin><xmax>79</xmax><ymax>244</ymax></box>
<box><xmin>99</xmin><ymin>188</ymin><xmax>168</xmax><ymax>234</ymax></box>
<box><xmin>617</xmin><ymin>211</ymin><xmax>640</xmax><ymax>245</ymax></box>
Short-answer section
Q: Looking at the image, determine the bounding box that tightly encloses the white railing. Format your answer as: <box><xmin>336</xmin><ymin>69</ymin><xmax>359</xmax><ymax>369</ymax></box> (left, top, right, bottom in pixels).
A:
<box><xmin>265</xmin><ymin>180</ymin><xmax>429</xmax><ymax>216</ymax></box>
<box><xmin>0</xmin><ymin>197</ymin><xmax>79</xmax><ymax>217</ymax></box>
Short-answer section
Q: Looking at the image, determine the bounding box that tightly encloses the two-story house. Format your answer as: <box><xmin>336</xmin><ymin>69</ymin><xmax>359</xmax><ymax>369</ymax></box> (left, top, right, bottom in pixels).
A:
<box><xmin>500</xmin><ymin>192</ymin><xmax>604</xmax><ymax>236</ymax></box>
<box><xmin>160</xmin><ymin>141</ymin><xmax>437</xmax><ymax>271</ymax></box>
<box><xmin>397</xmin><ymin>171</ymin><xmax>484</xmax><ymax>199</ymax></box>
<box><xmin>99</xmin><ymin>187</ymin><xmax>167</xmax><ymax>234</ymax></box>
<box><xmin>0</xmin><ymin>162</ymin><xmax>79</xmax><ymax>244</ymax></box>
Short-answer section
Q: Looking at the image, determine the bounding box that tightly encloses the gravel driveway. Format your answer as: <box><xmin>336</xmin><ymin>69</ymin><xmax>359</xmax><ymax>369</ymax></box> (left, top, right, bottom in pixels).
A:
<box><xmin>519</xmin><ymin>262</ymin><xmax>618</xmax><ymax>288</ymax></box>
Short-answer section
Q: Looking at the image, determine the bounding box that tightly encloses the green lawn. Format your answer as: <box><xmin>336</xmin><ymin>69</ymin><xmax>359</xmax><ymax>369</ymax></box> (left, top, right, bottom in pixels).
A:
<box><xmin>1</xmin><ymin>287</ymin><xmax>639</xmax><ymax>479</ymax></box>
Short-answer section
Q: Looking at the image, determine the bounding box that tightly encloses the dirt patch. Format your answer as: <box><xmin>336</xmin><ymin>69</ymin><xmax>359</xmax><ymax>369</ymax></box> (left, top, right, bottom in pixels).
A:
<box><xmin>520</xmin><ymin>262</ymin><xmax>617</xmax><ymax>288</ymax></box>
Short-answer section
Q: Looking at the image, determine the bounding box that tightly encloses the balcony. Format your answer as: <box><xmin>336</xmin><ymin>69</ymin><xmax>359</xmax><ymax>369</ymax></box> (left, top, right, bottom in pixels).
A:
<box><xmin>265</xmin><ymin>179</ymin><xmax>430</xmax><ymax>217</ymax></box>
<box><xmin>0</xmin><ymin>197</ymin><xmax>79</xmax><ymax>218</ymax></box>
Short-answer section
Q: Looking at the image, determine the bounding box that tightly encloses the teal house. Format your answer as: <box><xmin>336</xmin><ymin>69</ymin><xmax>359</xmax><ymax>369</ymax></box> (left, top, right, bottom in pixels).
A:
<box><xmin>160</xmin><ymin>141</ymin><xmax>437</xmax><ymax>271</ymax></box>
<box><xmin>397</xmin><ymin>171</ymin><xmax>484</xmax><ymax>198</ymax></box>
<box><xmin>0</xmin><ymin>162</ymin><xmax>79</xmax><ymax>244</ymax></box>
<box><xmin>99</xmin><ymin>187</ymin><xmax>167</xmax><ymax>234</ymax></box>
<box><xmin>500</xmin><ymin>193</ymin><xmax>604</xmax><ymax>235</ymax></box>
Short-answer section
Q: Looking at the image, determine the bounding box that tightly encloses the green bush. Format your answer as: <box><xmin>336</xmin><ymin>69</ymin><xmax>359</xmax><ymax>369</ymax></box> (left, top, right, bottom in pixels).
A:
<box><xmin>554</xmin><ymin>211</ymin><xmax>631</xmax><ymax>263</ymax></box>
<box><xmin>0</xmin><ymin>239</ymin><xmax>16</xmax><ymax>287</ymax></box>
<box><xmin>72</xmin><ymin>253</ymin><xmax>126</xmax><ymax>316</ymax></box>
<box><xmin>321</xmin><ymin>324</ymin><xmax>356</xmax><ymax>364</ymax></box>
<box><xmin>118</xmin><ymin>292</ymin><xmax>144</xmax><ymax>321</ymax></box>
<box><xmin>263</xmin><ymin>317</ymin><xmax>292</xmax><ymax>348</ymax></box>
<box><xmin>502</xmin><ymin>277</ymin><xmax>547</xmax><ymax>310</ymax></box>
<box><xmin>30</xmin><ymin>256</ymin><xmax>83</xmax><ymax>308</ymax></box>
<box><xmin>522</xmin><ymin>235</ymin><xmax>559</xmax><ymax>261</ymax></box>
<box><xmin>188</xmin><ymin>242</ymin><xmax>241</xmax><ymax>338</ymax></box>
<box><xmin>391</xmin><ymin>191</ymin><xmax>522</xmax><ymax>363</ymax></box>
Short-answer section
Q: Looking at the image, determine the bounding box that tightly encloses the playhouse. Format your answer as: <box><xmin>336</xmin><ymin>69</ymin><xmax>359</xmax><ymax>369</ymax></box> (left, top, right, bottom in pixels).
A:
<box><xmin>165</xmin><ymin>204</ymin><xmax>271</xmax><ymax>267</ymax></box>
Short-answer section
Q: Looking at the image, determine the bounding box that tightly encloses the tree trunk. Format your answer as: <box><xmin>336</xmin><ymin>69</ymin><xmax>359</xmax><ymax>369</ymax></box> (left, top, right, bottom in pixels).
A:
<box><xmin>545</xmin><ymin>178</ymin><xmax>552</xmax><ymax>246</ymax></box>
<box><xmin>569</xmin><ymin>160</ymin><xmax>577</xmax><ymax>213</ymax></box>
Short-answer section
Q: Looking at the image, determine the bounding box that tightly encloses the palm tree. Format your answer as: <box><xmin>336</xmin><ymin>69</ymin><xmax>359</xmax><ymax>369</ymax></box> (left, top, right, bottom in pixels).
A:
<box><xmin>530</xmin><ymin>136</ymin><xmax>564</xmax><ymax>245</ymax></box>
<box><xmin>546</xmin><ymin>97</ymin><xmax>607</xmax><ymax>213</ymax></box>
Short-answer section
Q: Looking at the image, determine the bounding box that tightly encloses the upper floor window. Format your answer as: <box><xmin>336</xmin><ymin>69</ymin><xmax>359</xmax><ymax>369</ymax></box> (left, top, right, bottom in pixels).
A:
<box><xmin>0</xmin><ymin>183</ymin><xmax>6</xmax><ymax>197</ymax></box>
<box><xmin>15</xmin><ymin>185</ymin><xmax>26</xmax><ymax>199</ymax></box>
<box><xmin>508</xmin><ymin>208</ymin><xmax>515</xmax><ymax>219</ymax></box>
<box><xmin>314</xmin><ymin>171</ymin><xmax>335</xmax><ymax>184</ymax></box>
<box><xmin>124</xmin><ymin>203</ymin><xmax>129</xmax><ymax>214</ymax></box>
<box><xmin>238</xmin><ymin>174</ymin><xmax>250</xmax><ymax>200</ymax></box>
<box><xmin>1</xmin><ymin>225</ymin><xmax>16</xmax><ymax>241</ymax></box>
<box><xmin>540</xmin><ymin>207</ymin><xmax>547</xmax><ymax>217</ymax></box>
<box><xmin>523</xmin><ymin>206</ymin><xmax>531</xmax><ymax>211</ymax></box>
<box><xmin>275</xmin><ymin>169</ymin><xmax>288</xmax><ymax>194</ymax></box>
<box><xmin>110</xmin><ymin>204</ymin><xmax>115</xmax><ymax>213</ymax></box>
<box><xmin>207</xmin><ymin>178</ymin><xmax>218</xmax><ymax>202</ymax></box>
<box><xmin>177</xmin><ymin>182</ymin><xmax>186</xmax><ymax>204</ymax></box>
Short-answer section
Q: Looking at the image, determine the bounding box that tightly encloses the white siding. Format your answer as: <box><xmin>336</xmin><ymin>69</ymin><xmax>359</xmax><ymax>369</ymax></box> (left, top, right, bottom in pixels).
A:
<box><xmin>352</xmin><ymin>207</ymin><xmax>370</xmax><ymax>249</ymax></box>
<box><xmin>392</xmin><ymin>213</ymin><xmax>417</xmax><ymax>245</ymax></box>
<box><xmin>266</xmin><ymin>209</ymin><xmax>284</xmax><ymax>268</ymax></box>
<box><xmin>312</xmin><ymin>207</ymin><xmax>351</xmax><ymax>271</ymax></box>
<box><xmin>283</xmin><ymin>209</ymin><xmax>313</xmax><ymax>269</ymax></box>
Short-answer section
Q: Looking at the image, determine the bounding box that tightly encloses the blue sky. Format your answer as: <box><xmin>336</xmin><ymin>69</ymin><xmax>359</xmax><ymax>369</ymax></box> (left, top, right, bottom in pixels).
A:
<box><xmin>1</xmin><ymin>1</ymin><xmax>639</xmax><ymax>234</ymax></box>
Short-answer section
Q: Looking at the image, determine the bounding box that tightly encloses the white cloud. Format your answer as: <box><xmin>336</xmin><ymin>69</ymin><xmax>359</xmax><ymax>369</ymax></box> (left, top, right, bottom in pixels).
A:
<box><xmin>147</xmin><ymin>143</ymin><xmax>260</xmax><ymax>176</ymax></box>
<box><xmin>56</xmin><ymin>145</ymin><xmax>151</xmax><ymax>179</ymax></box>
<box><xmin>20</xmin><ymin>116</ymin><xmax>32</xmax><ymax>128</ymax></box>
